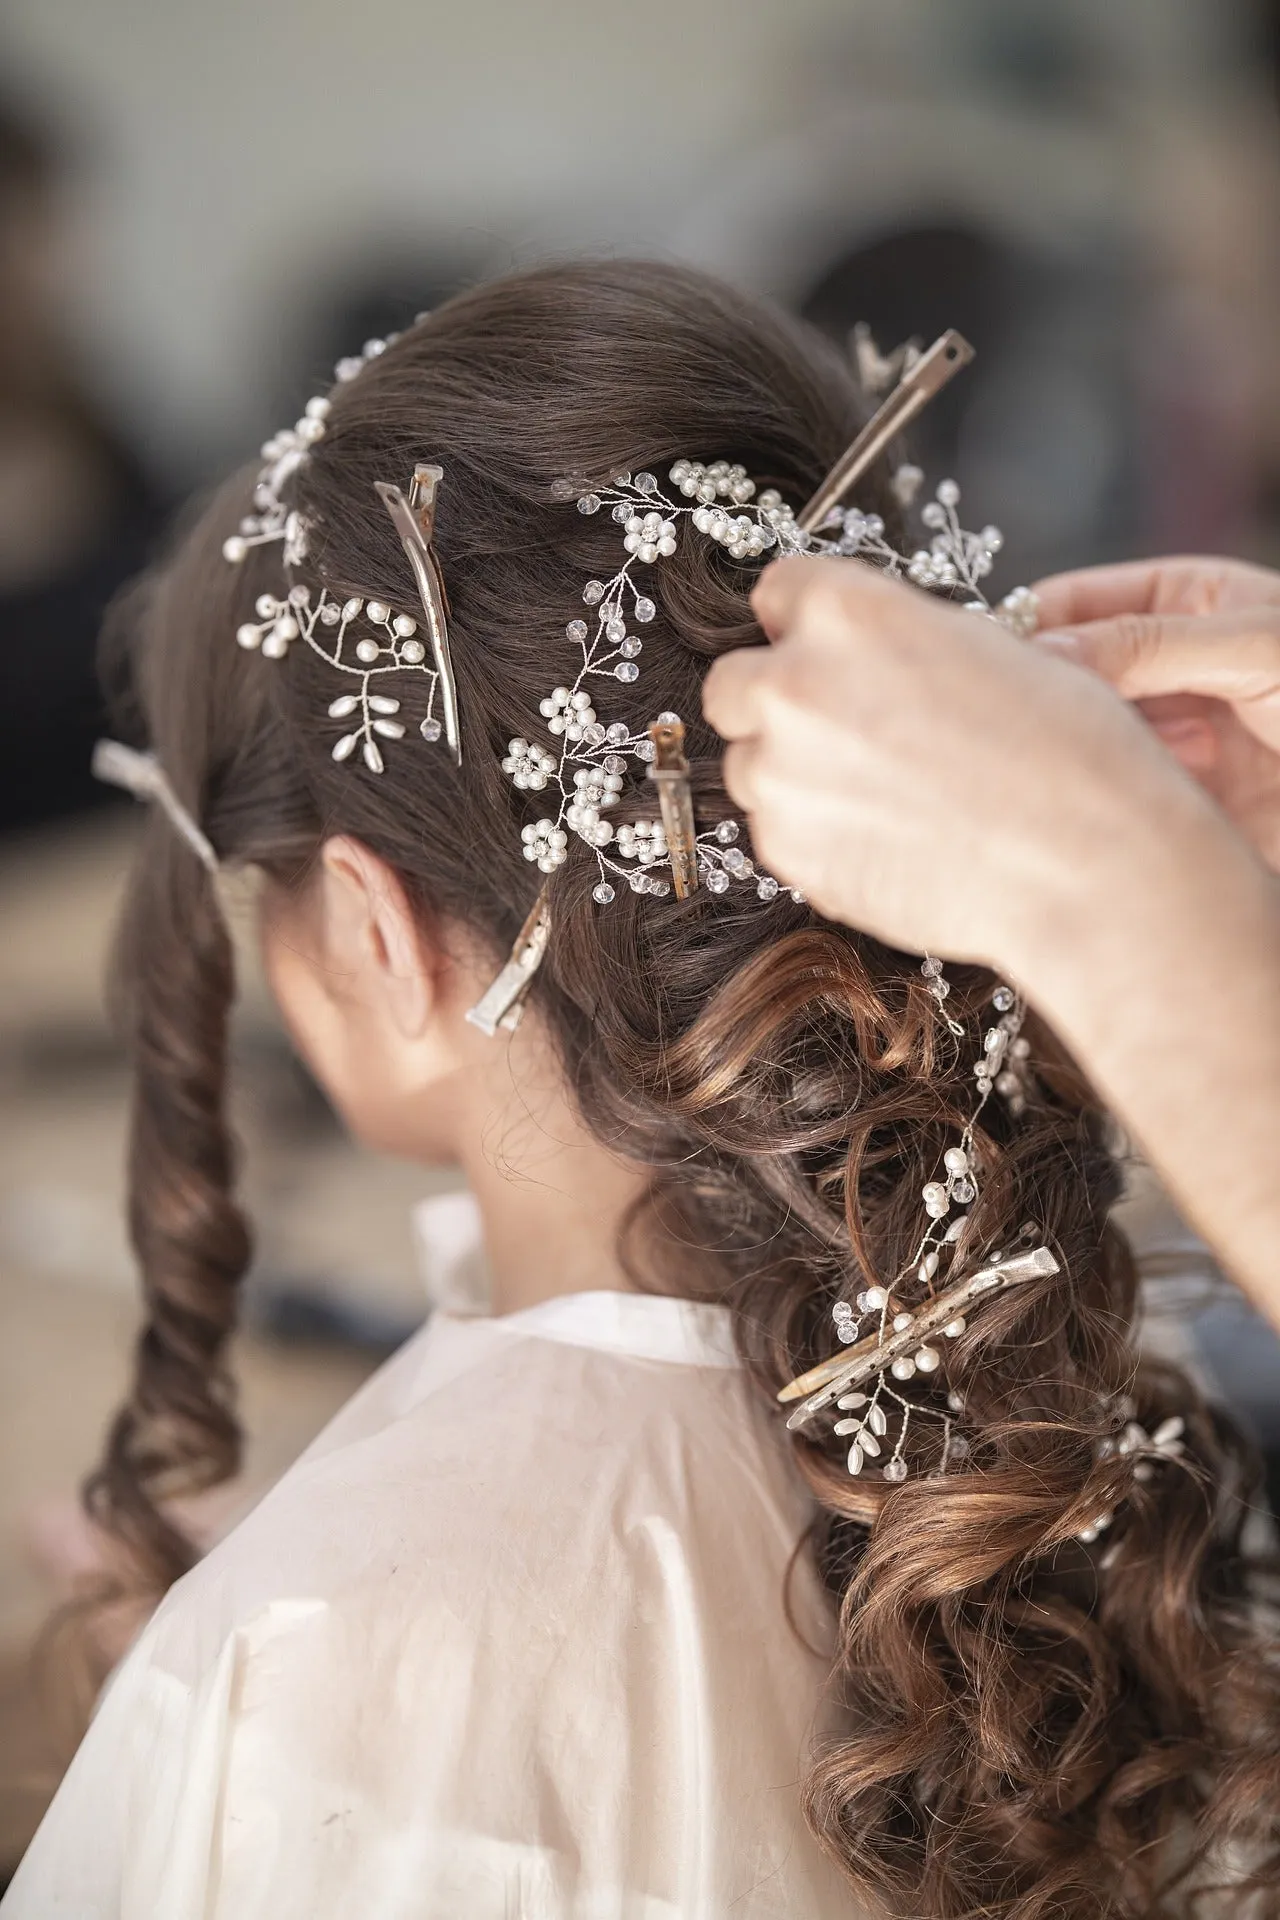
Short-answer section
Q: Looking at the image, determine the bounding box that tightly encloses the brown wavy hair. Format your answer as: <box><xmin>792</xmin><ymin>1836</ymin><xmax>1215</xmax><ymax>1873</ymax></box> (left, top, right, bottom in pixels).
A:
<box><xmin>88</xmin><ymin>260</ymin><xmax>1279</xmax><ymax>1916</ymax></box>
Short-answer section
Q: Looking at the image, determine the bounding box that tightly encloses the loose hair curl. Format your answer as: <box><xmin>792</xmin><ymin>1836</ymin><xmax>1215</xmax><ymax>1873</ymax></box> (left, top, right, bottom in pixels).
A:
<box><xmin>89</xmin><ymin>260</ymin><xmax>1279</xmax><ymax>1916</ymax></box>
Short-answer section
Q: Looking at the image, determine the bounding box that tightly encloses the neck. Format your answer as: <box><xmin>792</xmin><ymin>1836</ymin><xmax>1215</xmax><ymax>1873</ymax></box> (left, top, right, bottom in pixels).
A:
<box><xmin>452</xmin><ymin>1017</ymin><xmax>649</xmax><ymax>1318</ymax></box>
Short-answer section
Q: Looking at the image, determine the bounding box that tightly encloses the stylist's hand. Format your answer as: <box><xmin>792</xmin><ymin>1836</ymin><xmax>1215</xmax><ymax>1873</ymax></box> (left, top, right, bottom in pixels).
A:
<box><xmin>703</xmin><ymin>558</ymin><xmax>1227</xmax><ymax>970</ymax></box>
<box><xmin>1034</xmin><ymin>556</ymin><xmax>1280</xmax><ymax>869</ymax></box>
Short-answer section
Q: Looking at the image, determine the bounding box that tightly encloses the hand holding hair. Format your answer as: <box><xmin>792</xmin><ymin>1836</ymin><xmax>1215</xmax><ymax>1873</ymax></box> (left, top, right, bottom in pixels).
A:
<box><xmin>1033</xmin><ymin>553</ymin><xmax>1280</xmax><ymax>869</ymax></box>
<box><xmin>704</xmin><ymin>554</ymin><xmax>1280</xmax><ymax>1321</ymax></box>
<box><xmin>703</xmin><ymin>555</ymin><xmax>1216</xmax><ymax>973</ymax></box>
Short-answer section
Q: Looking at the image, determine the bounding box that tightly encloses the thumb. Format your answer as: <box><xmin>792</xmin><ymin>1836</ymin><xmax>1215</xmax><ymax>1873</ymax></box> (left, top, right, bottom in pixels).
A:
<box><xmin>1034</xmin><ymin>607</ymin><xmax>1280</xmax><ymax>707</ymax></box>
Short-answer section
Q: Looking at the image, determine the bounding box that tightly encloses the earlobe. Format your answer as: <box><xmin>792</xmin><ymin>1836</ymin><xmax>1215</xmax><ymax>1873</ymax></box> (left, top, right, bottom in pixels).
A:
<box><xmin>318</xmin><ymin>836</ymin><xmax>435</xmax><ymax>1040</ymax></box>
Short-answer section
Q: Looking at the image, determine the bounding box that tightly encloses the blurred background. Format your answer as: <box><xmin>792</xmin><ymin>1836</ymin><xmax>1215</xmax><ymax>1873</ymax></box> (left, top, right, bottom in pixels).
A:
<box><xmin>3</xmin><ymin>0</ymin><xmax>1280</xmax><ymax>1876</ymax></box>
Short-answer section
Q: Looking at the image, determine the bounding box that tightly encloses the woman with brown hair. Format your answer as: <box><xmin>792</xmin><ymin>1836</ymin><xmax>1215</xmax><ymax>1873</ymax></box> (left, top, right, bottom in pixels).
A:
<box><xmin>5</xmin><ymin>260</ymin><xmax>1278</xmax><ymax>1919</ymax></box>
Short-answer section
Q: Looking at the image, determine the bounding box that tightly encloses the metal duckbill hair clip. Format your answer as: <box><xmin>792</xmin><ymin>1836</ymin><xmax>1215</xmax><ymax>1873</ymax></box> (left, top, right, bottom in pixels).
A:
<box><xmin>375</xmin><ymin>463</ymin><xmax>461</xmax><ymax>767</ymax></box>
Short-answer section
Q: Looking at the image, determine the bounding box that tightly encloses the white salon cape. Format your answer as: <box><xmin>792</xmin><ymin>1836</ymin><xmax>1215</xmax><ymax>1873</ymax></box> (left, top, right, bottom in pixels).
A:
<box><xmin>4</xmin><ymin>1291</ymin><xmax>859</xmax><ymax>1919</ymax></box>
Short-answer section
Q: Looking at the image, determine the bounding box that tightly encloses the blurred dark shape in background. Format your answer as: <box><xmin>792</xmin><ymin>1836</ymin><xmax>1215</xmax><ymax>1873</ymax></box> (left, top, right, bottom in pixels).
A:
<box><xmin>800</xmin><ymin>225</ymin><xmax>1141</xmax><ymax>577</ymax></box>
<box><xmin>0</xmin><ymin>95</ymin><xmax>167</xmax><ymax>835</ymax></box>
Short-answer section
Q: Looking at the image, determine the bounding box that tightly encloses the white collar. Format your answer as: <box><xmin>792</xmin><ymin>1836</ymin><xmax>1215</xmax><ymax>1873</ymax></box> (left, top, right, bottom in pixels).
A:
<box><xmin>478</xmin><ymin>1290</ymin><xmax>740</xmax><ymax>1369</ymax></box>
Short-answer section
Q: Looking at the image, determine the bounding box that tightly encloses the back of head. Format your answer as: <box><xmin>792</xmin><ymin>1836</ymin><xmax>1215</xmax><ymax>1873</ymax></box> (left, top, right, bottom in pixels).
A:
<box><xmin>92</xmin><ymin>259</ymin><xmax>1279</xmax><ymax>1917</ymax></box>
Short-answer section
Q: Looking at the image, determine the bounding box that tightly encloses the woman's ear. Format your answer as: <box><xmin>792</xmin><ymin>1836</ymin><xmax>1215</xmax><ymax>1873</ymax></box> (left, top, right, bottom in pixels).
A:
<box><xmin>315</xmin><ymin>834</ymin><xmax>437</xmax><ymax>1040</ymax></box>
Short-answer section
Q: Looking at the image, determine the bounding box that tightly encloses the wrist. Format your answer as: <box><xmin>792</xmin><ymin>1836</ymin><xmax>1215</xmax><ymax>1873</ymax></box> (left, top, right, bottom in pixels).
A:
<box><xmin>1000</xmin><ymin>779</ymin><xmax>1273</xmax><ymax>1023</ymax></box>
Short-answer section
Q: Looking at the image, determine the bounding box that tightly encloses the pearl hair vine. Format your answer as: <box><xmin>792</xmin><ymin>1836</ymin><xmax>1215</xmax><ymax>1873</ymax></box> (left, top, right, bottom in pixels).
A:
<box><xmin>222</xmin><ymin>330</ymin><xmax>462</xmax><ymax>771</ymax></box>
<box><xmin>779</xmin><ymin>967</ymin><xmax>1041</xmax><ymax>1480</ymax></box>
<box><xmin>777</xmin><ymin>958</ymin><xmax>1187</xmax><ymax>1541</ymax></box>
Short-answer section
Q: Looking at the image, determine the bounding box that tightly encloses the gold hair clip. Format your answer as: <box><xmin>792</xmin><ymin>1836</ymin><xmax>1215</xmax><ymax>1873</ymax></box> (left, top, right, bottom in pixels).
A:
<box><xmin>376</xmin><ymin>464</ymin><xmax>462</xmax><ymax>766</ymax></box>
<box><xmin>778</xmin><ymin>1244</ymin><xmax>1060</xmax><ymax>1429</ymax></box>
<box><xmin>797</xmin><ymin>329</ymin><xmax>974</xmax><ymax>536</ymax></box>
<box><xmin>464</xmin><ymin>891</ymin><xmax>552</xmax><ymax>1036</ymax></box>
<box><xmin>647</xmin><ymin>718</ymin><xmax>698</xmax><ymax>898</ymax></box>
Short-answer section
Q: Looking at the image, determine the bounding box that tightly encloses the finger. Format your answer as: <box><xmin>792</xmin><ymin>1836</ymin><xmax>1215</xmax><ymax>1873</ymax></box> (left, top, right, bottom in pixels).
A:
<box><xmin>1147</xmin><ymin>713</ymin><xmax>1220</xmax><ymax>775</ymax></box>
<box><xmin>702</xmin><ymin>646</ymin><xmax>770</xmax><ymax>741</ymax></box>
<box><xmin>749</xmin><ymin>550</ymin><xmax>910</xmax><ymax>641</ymax></box>
<box><xmin>749</xmin><ymin>552</ymin><xmax>839</xmax><ymax>640</ymax></box>
<box><xmin>1032</xmin><ymin>560</ymin><xmax>1173</xmax><ymax>628</ymax></box>
<box><xmin>720</xmin><ymin>737</ymin><xmax>762</xmax><ymax>815</ymax></box>
<box><xmin>1035</xmin><ymin>609</ymin><xmax>1280</xmax><ymax>706</ymax></box>
<box><xmin>1034</xmin><ymin>554</ymin><xmax>1280</xmax><ymax>627</ymax></box>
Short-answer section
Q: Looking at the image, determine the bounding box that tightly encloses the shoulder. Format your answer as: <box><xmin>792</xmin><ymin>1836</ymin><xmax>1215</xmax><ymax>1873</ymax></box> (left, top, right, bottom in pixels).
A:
<box><xmin>8</xmin><ymin>1309</ymin><xmax>845</xmax><ymax>1918</ymax></box>
<box><xmin>129</xmin><ymin>1305</ymin><xmax>811</xmax><ymax>1677</ymax></box>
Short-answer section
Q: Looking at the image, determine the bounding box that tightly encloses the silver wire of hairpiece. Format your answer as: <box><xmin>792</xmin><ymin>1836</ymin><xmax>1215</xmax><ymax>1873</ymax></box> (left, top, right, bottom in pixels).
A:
<box><xmin>778</xmin><ymin>958</ymin><xmax>1186</xmax><ymax>1532</ymax></box>
<box><xmin>778</xmin><ymin>968</ymin><xmax>1046</xmax><ymax>1485</ymax></box>
<box><xmin>91</xmin><ymin>740</ymin><xmax>218</xmax><ymax>874</ymax></box>
<box><xmin>222</xmin><ymin>329</ymin><xmax>456</xmax><ymax>774</ymax></box>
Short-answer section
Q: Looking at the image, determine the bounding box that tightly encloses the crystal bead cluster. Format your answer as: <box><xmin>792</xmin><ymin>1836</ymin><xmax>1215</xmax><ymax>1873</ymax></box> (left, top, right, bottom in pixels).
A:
<box><xmin>812</xmin><ymin>478</ymin><xmax>1041</xmax><ymax>639</ymax></box>
<box><xmin>1077</xmin><ymin>1412</ymin><xmax>1187</xmax><ymax>1544</ymax></box>
<box><xmin>221</xmin><ymin>333</ymin><xmax>391</xmax><ymax>572</ymax></box>
<box><xmin>222</xmin><ymin>330</ymin><xmax>448</xmax><ymax>773</ymax></box>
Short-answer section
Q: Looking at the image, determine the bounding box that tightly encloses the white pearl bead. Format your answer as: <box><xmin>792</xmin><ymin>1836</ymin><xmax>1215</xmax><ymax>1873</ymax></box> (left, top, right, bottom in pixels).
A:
<box><xmin>892</xmin><ymin>1312</ymin><xmax>914</xmax><ymax>1333</ymax></box>
<box><xmin>890</xmin><ymin>1356</ymin><xmax>917</xmax><ymax>1381</ymax></box>
<box><xmin>915</xmin><ymin>1345</ymin><xmax>940</xmax><ymax>1373</ymax></box>
<box><xmin>366</xmin><ymin>601</ymin><xmax>389</xmax><ymax>624</ymax></box>
<box><xmin>943</xmin><ymin>1317</ymin><xmax>966</xmax><ymax>1338</ymax></box>
<box><xmin>356</xmin><ymin>639</ymin><xmax>380</xmax><ymax>663</ymax></box>
<box><xmin>863</xmin><ymin>1286</ymin><xmax>888</xmax><ymax>1311</ymax></box>
<box><xmin>222</xmin><ymin>535</ymin><xmax>248</xmax><ymax>563</ymax></box>
<box><xmin>943</xmin><ymin>1147</ymin><xmax>968</xmax><ymax>1174</ymax></box>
